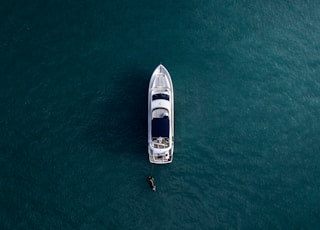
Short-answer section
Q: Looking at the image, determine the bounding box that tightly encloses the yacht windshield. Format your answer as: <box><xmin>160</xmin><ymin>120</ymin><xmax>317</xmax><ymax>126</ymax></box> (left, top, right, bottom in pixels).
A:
<box><xmin>152</xmin><ymin>93</ymin><xmax>169</xmax><ymax>101</ymax></box>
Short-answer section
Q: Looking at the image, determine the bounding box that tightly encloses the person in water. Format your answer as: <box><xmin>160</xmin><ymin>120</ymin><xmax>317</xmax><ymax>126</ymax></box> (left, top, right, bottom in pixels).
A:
<box><xmin>148</xmin><ymin>176</ymin><xmax>156</xmax><ymax>191</ymax></box>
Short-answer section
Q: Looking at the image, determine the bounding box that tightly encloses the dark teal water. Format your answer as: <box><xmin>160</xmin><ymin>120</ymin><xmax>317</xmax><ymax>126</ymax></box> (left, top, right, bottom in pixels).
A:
<box><xmin>1</xmin><ymin>1</ymin><xmax>320</xmax><ymax>229</ymax></box>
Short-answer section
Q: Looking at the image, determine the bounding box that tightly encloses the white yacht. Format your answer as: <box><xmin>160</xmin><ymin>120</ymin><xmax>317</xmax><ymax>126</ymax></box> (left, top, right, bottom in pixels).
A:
<box><xmin>148</xmin><ymin>64</ymin><xmax>174</xmax><ymax>164</ymax></box>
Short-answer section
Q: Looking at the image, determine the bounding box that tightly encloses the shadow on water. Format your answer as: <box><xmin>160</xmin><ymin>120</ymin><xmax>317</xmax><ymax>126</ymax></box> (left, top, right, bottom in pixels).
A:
<box><xmin>85</xmin><ymin>67</ymin><xmax>150</xmax><ymax>160</ymax></box>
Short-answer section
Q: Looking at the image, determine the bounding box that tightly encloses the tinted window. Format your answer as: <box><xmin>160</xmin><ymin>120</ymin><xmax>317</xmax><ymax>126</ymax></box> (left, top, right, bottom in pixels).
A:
<box><xmin>152</xmin><ymin>93</ymin><xmax>169</xmax><ymax>101</ymax></box>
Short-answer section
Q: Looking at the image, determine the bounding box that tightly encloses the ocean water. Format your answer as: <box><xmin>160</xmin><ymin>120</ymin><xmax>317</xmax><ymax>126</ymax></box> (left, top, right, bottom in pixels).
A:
<box><xmin>1</xmin><ymin>0</ymin><xmax>320</xmax><ymax>229</ymax></box>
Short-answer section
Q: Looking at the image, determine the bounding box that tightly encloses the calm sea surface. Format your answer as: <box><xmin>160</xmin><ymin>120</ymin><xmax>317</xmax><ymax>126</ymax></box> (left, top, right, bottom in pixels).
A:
<box><xmin>1</xmin><ymin>1</ymin><xmax>320</xmax><ymax>229</ymax></box>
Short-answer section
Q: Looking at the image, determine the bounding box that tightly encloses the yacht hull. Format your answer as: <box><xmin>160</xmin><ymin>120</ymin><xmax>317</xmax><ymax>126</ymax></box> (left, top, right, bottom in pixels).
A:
<box><xmin>148</xmin><ymin>64</ymin><xmax>174</xmax><ymax>164</ymax></box>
